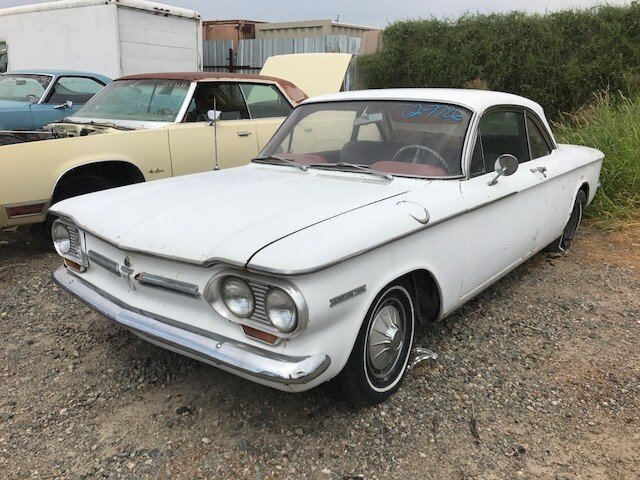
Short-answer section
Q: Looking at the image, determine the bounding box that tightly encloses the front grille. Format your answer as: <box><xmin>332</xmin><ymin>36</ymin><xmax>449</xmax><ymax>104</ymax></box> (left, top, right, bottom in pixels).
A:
<box><xmin>248</xmin><ymin>280</ymin><xmax>270</xmax><ymax>325</ymax></box>
<box><xmin>67</xmin><ymin>226</ymin><xmax>81</xmax><ymax>257</ymax></box>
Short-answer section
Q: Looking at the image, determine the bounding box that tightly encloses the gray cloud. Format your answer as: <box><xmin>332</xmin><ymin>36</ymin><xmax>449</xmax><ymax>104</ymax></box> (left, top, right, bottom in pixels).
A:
<box><xmin>0</xmin><ymin>0</ymin><xmax>632</xmax><ymax>27</ymax></box>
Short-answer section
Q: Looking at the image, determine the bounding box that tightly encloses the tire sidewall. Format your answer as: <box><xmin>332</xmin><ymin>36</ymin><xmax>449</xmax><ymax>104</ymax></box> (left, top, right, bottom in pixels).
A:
<box><xmin>560</xmin><ymin>190</ymin><xmax>587</xmax><ymax>250</ymax></box>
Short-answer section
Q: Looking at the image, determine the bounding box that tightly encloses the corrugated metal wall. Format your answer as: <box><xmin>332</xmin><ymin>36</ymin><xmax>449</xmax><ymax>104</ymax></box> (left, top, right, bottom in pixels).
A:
<box><xmin>203</xmin><ymin>35</ymin><xmax>361</xmax><ymax>89</ymax></box>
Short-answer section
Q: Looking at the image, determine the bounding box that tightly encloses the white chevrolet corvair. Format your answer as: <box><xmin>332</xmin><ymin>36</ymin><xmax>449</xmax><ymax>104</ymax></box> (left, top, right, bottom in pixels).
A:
<box><xmin>51</xmin><ymin>89</ymin><xmax>604</xmax><ymax>405</ymax></box>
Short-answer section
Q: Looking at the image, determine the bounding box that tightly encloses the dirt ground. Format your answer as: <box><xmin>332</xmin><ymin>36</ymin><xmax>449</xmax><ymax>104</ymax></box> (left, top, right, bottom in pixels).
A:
<box><xmin>0</xmin><ymin>224</ymin><xmax>638</xmax><ymax>480</ymax></box>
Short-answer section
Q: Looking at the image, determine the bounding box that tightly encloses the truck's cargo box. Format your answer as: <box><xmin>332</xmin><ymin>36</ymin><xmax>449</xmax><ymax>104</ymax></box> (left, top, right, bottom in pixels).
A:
<box><xmin>0</xmin><ymin>0</ymin><xmax>202</xmax><ymax>78</ymax></box>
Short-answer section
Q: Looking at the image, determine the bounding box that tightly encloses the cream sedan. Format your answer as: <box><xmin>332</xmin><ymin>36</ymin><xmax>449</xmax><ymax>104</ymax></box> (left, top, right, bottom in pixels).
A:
<box><xmin>0</xmin><ymin>53</ymin><xmax>352</xmax><ymax>237</ymax></box>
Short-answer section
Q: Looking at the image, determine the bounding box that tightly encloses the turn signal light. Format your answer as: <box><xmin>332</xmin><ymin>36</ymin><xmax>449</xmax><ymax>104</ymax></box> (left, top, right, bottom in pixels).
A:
<box><xmin>64</xmin><ymin>258</ymin><xmax>83</xmax><ymax>271</ymax></box>
<box><xmin>6</xmin><ymin>203</ymin><xmax>46</xmax><ymax>218</ymax></box>
<box><xmin>242</xmin><ymin>325</ymin><xmax>278</xmax><ymax>344</ymax></box>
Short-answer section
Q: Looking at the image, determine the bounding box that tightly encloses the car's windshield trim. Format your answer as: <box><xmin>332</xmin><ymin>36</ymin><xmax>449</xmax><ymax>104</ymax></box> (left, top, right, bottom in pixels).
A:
<box><xmin>259</xmin><ymin>99</ymin><xmax>474</xmax><ymax>180</ymax></box>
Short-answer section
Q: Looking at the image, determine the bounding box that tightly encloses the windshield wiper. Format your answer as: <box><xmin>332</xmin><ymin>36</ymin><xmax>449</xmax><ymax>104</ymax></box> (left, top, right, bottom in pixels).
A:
<box><xmin>252</xmin><ymin>154</ymin><xmax>308</xmax><ymax>172</ymax></box>
<box><xmin>309</xmin><ymin>162</ymin><xmax>393</xmax><ymax>181</ymax></box>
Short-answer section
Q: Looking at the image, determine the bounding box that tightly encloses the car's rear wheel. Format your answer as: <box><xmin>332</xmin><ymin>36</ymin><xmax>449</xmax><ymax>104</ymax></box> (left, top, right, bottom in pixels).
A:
<box><xmin>544</xmin><ymin>189</ymin><xmax>588</xmax><ymax>253</ymax></box>
<box><xmin>334</xmin><ymin>279</ymin><xmax>415</xmax><ymax>406</ymax></box>
<box><xmin>30</xmin><ymin>175</ymin><xmax>115</xmax><ymax>248</ymax></box>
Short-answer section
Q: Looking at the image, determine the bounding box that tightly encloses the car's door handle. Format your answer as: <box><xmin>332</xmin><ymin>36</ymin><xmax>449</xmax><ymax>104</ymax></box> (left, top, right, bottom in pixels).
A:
<box><xmin>530</xmin><ymin>166</ymin><xmax>547</xmax><ymax>177</ymax></box>
<box><xmin>237</xmin><ymin>131</ymin><xmax>252</xmax><ymax>137</ymax></box>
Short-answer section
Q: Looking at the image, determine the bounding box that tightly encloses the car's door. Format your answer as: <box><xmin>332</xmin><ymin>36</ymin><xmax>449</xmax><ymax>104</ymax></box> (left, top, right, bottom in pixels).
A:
<box><xmin>168</xmin><ymin>82</ymin><xmax>259</xmax><ymax>176</ymax></box>
<box><xmin>33</xmin><ymin>76</ymin><xmax>106</xmax><ymax>128</ymax></box>
<box><xmin>459</xmin><ymin>108</ymin><xmax>548</xmax><ymax>299</ymax></box>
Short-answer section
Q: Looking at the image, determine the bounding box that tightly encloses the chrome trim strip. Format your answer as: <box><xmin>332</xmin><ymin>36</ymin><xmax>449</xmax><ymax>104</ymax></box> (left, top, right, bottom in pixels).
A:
<box><xmin>52</xmin><ymin>267</ymin><xmax>330</xmax><ymax>385</ymax></box>
<box><xmin>87</xmin><ymin>250</ymin><xmax>119</xmax><ymax>275</ymax></box>
<box><xmin>137</xmin><ymin>272</ymin><xmax>200</xmax><ymax>298</ymax></box>
<box><xmin>176</xmin><ymin>81</ymin><xmax>197</xmax><ymax>123</ymax></box>
<box><xmin>247</xmin><ymin>191</ymin><xmax>520</xmax><ymax>276</ymax></box>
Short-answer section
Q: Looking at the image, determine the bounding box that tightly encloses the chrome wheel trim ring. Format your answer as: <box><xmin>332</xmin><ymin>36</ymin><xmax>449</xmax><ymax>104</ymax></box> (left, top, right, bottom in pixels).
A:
<box><xmin>363</xmin><ymin>285</ymin><xmax>415</xmax><ymax>393</ymax></box>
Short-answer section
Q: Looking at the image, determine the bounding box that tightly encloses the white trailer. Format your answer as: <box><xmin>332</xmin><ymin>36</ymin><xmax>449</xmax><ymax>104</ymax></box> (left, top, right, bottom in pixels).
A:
<box><xmin>0</xmin><ymin>0</ymin><xmax>202</xmax><ymax>78</ymax></box>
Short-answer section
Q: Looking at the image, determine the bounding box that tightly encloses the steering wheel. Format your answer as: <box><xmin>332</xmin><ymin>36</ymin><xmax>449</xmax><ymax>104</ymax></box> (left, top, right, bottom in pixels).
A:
<box><xmin>26</xmin><ymin>94</ymin><xmax>39</xmax><ymax>104</ymax></box>
<box><xmin>392</xmin><ymin>144</ymin><xmax>450</xmax><ymax>174</ymax></box>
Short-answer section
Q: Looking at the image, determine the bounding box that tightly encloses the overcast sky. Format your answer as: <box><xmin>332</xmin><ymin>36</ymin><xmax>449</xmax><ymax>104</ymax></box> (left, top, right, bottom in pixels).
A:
<box><xmin>0</xmin><ymin>0</ymin><xmax>632</xmax><ymax>27</ymax></box>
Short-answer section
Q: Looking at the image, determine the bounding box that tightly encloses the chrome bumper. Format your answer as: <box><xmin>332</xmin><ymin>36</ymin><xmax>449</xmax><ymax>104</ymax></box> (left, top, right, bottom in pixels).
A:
<box><xmin>52</xmin><ymin>267</ymin><xmax>330</xmax><ymax>385</ymax></box>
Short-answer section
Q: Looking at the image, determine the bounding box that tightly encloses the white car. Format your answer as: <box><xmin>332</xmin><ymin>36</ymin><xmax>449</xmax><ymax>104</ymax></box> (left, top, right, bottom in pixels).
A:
<box><xmin>51</xmin><ymin>89</ymin><xmax>604</xmax><ymax>405</ymax></box>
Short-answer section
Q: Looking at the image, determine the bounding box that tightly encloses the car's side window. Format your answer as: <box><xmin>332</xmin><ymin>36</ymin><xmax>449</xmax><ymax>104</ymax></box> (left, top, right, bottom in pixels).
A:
<box><xmin>46</xmin><ymin>77</ymin><xmax>105</xmax><ymax>104</ymax></box>
<box><xmin>478</xmin><ymin>110</ymin><xmax>530</xmax><ymax>166</ymax></box>
<box><xmin>184</xmin><ymin>83</ymin><xmax>249</xmax><ymax>122</ymax></box>
<box><xmin>526</xmin><ymin>116</ymin><xmax>552</xmax><ymax>159</ymax></box>
<box><xmin>469</xmin><ymin>134</ymin><xmax>486</xmax><ymax>176</ymax></box>
<box><xmin>240</xmin><ymin>84</ymin><xmax>292</xmax><ymax>119</ymax></box>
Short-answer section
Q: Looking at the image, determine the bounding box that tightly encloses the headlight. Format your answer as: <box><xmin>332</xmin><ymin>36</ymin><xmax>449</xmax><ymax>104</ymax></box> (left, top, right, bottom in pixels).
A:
<box><xmin>221</xmin><ymin>277</ymin><xmax>254</xmax><ymax>318</ymax></box>
<box><xmin>52</xmin><ymin>222</ymin><xmax>71</xmax><ymax>254</ymax></box>
<box><xmin>265</xmin><ymin>288</ymin><xmax>298</xmax><ymax>333</ymax></box>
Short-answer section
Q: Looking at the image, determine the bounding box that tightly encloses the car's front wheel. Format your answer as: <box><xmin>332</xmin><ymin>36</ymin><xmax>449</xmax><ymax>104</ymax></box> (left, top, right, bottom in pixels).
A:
<box><xmin>334</xmin><ymin>279</ymin><xmax>415</xmax><ymax>406</ymax></box>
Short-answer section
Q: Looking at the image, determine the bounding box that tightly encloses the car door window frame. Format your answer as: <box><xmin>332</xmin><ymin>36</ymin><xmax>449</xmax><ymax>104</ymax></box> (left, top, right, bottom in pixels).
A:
<box><xmin>524</xmin><ymin>111</ymin><xmax>555</xmax><ymax>160</ymax></box>
<box><xmin>239</xmin><ymin>82</ymin><xmax>294</xmax><ymax>120</ymax></box>
<box><xmin>43</xmin><ymin>75</ymin><xmax>106</xmax><ymax>105</ymax></box>
<box><xmin>182</xmin><ymin>81</ymin><xmax>251</xmax><ymax>123</ymax></box>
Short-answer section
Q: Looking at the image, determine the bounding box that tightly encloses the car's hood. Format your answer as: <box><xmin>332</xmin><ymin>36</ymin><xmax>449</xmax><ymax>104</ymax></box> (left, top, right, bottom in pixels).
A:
<box><xmin>51</xmin><ymin>164</ymin><xmax>410</xmax><ymax>266</ymax></box>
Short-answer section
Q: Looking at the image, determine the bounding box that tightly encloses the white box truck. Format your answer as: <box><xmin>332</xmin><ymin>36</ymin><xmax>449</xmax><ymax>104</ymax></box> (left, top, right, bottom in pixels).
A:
<box><xmin>0</xmin><ymin>0</ymin><xmax>202</xmax><ymax>77</ymax></box>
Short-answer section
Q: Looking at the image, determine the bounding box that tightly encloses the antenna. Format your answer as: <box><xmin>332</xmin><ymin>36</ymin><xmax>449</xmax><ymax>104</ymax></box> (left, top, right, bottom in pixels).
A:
<box><xmin>213</xmin><ymin>98</ymin><xmax>220</xmax><ymax>171</ymax></box>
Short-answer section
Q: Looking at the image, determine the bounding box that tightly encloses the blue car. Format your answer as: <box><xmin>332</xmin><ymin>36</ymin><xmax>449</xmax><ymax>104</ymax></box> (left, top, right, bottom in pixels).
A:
<box><xmin>0</xmin><ymin>70</ymin><xmax>111</xmax><ymax>131</ymax></box>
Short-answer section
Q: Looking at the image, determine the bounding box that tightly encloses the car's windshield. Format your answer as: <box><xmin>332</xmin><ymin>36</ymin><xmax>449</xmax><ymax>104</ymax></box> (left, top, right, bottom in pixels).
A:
<box><xmin>258</xmin><ymin>100</ymin><xmax>473</xmax><ymax>178</ymax></box>
<box><xmin>73</xmin><ymin>79</ymin><xmax>190</xmax><ymax>122</ymax></box>
<box><xmin>0</xmin><ymin>74</ymin><xmax>52</xmax><ymax>103</ymax></box>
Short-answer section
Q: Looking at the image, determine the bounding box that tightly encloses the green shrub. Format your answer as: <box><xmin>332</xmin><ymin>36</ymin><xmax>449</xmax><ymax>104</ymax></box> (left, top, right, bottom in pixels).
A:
<box><xmin>554</xmin><ymin>93</ymin><xmax>640</xmax><ymax>222</ymax></box>
<box><xmin>358</xmin><ymin>4</ymin><xmax>640</xmax><ymax>119</ymax></box>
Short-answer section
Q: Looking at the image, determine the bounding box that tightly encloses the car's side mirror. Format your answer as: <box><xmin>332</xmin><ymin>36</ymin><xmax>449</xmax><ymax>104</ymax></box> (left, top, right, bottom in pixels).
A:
<box><xmin>54</xmin><ymin>100</ymin><xmax>73</xmax><ymax>110</ymax></box>
<box><xmin>207</xmin><ymin>109</ymin><xmax>221</xmax><ymax>124</ymax></box>
<box><xmin>488</xmin><ymin>154</ymin><xmax>518</xmax><ymax>186</ymax></box>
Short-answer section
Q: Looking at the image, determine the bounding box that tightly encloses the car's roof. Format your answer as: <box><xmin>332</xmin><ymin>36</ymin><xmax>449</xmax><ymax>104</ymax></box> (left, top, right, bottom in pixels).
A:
<box><xmin>117</xmin><ymin>71</ymin><xmax>307</xmax><ymax>104</ymax></box>
<box><xmin>303</xmin><ymin>88</ymin><xmax>546</xmax><ymax>117</ymax></box>
<box><xmin>4</xmin><ymin>70</ymin><xmax>112</xmax><ymax>82</ymax></box>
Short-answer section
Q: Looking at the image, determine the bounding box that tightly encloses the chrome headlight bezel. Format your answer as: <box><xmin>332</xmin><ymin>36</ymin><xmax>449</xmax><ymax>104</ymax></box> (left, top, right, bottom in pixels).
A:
<box><xmin>52</xmin><ymin>218</ymin><xmax>88</xmax><ymax>270</ymax></box>
<box><xmin>205</xmin><ymin>268</ymin><xmax>308</xmax><ymax>339</ymax></box>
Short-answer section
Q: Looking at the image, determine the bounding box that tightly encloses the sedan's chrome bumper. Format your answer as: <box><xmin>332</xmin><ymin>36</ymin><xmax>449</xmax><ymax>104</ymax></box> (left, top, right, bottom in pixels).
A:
<box><xmin>52</xmin><ymin>267</ymin><xmax>330</xmax><ymax>385</ymax></box>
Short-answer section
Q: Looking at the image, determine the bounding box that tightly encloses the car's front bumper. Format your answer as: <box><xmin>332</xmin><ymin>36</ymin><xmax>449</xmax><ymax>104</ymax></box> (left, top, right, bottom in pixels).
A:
<box><xmin>52</xmin><ymin>266</ymin><xmax>331</xmax><ymax>388</ymax></box>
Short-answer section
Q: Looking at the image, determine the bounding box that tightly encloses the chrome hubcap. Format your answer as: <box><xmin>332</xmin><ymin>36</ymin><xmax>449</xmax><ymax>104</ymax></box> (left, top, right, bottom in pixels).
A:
<box><xmin>367</xmin><ymin>301</ymin><xmax>406</xmax><ymax>381</ymax></box>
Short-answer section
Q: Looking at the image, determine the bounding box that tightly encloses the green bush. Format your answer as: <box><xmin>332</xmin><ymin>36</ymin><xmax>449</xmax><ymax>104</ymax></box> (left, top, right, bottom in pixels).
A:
<box><xmin>358</xmin><ymin>4</ymin><xmax>640</xmax><ymax>119</ymax></box>
<box><xmin>554</xmin><ymin>93</ymin><xmax>640</xmax><ymax>222</ymax></box>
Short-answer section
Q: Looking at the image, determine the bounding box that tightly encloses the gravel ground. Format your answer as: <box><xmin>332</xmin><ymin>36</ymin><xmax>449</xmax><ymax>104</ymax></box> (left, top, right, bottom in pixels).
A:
<box><xmin>0</xmin><ymin>225</ymin><xmax>638</xmax><ymax>479</ymax></box>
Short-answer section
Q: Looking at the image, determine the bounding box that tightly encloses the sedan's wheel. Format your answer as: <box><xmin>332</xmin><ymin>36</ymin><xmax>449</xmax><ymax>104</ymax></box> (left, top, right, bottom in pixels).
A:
<box><xmin>334</xmin><ymin>280</ymin><xmax>415</xmax><ymax>406</ymax></box>
<box><xmin>544</xmin><ymin>189</ymin><xmax>588</xmax><ymax>253</ymax></box>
